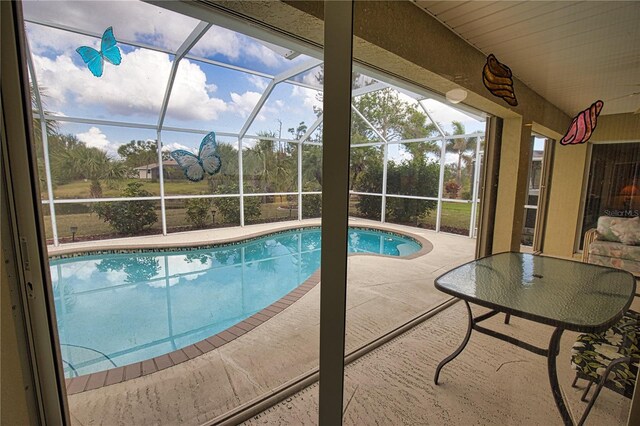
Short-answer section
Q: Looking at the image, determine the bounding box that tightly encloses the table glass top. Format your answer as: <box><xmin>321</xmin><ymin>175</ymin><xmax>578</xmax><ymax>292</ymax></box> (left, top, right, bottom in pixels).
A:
<box><xmin>435</xmin><ymin>253</ymin><xmax>636</xmax><ymax>331</ymax></box>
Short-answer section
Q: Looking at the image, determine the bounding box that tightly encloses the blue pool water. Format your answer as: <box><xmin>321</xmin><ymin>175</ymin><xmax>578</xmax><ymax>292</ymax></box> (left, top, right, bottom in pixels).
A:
<box><xmin>51</xmin><ymin>227</ymin><xmax>421</xmax><ymax>377</ymax></box>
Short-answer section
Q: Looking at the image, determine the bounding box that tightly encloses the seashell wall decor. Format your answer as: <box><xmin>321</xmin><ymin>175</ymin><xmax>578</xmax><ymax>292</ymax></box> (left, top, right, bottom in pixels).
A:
<box><xmin>559</xmin><ymin>100</ymin><xmax>604</xmax><ymax>145</ymax></box>
<box><xmin>482</xmin><ymin>54</ymin><xmax>518</xmax><ymax>106</ymax></box>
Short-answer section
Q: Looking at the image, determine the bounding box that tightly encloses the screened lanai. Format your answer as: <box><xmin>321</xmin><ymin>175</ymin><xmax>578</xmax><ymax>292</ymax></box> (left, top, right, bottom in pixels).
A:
<box><xmin>24</xmin><ymin>0</ymin><xmax>486</xmax><ymax>247</ymax></box>
<box><xmin>8</xmin><ymin>1</ymin><xmax>640</xmax><ymax>425</ymax></box>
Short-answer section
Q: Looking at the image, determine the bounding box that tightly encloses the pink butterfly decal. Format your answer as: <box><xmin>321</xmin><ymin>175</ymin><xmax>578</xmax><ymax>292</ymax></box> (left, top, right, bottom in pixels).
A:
<box><xmin>560</xmin><ymin>100</ymin><xmax>604</xmax><ymax>145</ymax></box>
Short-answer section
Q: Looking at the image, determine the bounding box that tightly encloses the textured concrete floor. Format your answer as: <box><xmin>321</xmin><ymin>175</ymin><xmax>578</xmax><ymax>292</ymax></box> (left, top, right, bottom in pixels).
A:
<box><xmin>243</xmin><ymin>302</ymin><xmax>632</xmax><ymax>426</ymax></box>
<box><xmin>65</xmin><ymin>220</ymin><xmax>477</xmax><ymax>425</ymax></box>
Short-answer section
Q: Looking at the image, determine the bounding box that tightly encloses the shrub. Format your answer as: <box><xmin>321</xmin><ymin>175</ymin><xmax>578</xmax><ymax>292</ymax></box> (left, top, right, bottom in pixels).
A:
<box><xmin>244</xmin><ymin>197</ymin><xmax>261</xmax><ymax>221</ymax></box>
<box><xmin>213</xmin><ymin>197</ymin><xmax>241</xmax><ymax>224</ymax></box>
<box><xmin>444</xmin><ymin>180</ymin><xmax>460</xmax><ymax>199</ymax></box>
<box><xmin>302</xmin><ymin>182</ymin><xmax>322</xmax><ymax>218</ymax></box>
<box><xmin>92</xmin><ymin>182</ymin><xmax>157</xmax><ymax>234</ymax></box>
<box><xmin>211</xmin><ymin>184</ymin><xmax>261</xmax><ymax>224</ymax></box>
<box><xmin>185</xmin><ymin>197</ymin><xmax>212</xmax><ymax>228</ymax></box>
<box><xmin>355</xmin><ymin>195</ymin><xmax>382</xmax><ymax>220</ymax></box>
<box><xmin>356</xmin><ymin>158</ymin><xmax>440</xmax><ymax>223</ymax></box>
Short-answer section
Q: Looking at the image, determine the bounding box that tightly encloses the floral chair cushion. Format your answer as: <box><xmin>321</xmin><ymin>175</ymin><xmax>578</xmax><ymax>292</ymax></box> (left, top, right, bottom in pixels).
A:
<box><xmin>612</xmin><ymin>217</ymin><xmax>640</xmax><ymax>245</ymax></box>
<box><xmin>589</xmin><ymin>240</ymin><xmax>640</xmax><ymax>262</ymax></box>
<box><xmin>597</xmin><ymin>216</ymin><xmax>640</xmax><ymax>245</ymax></box>
<box><xmin>571</xmin><ymin>310</ymin><xmax>640</xmax><ymax>398</ymax></box>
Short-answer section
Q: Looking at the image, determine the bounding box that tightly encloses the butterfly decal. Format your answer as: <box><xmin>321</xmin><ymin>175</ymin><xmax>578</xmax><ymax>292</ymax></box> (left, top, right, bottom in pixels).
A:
<box><xmin>170</xmin><ymin>132</ymin><xmax>222</xmax><ymax>182</ymax></box>
<box><xmin>76</xmin><ymin>27</ymin><xmax>122</xmax><ymax>77</ymax></box>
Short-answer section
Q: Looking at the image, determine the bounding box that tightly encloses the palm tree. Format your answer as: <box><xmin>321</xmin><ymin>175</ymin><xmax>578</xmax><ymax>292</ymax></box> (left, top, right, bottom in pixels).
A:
<box><xmin>446</xmin><ymin>121</ymin><xmax>477</xmax><ymax>188</ymax></box>
<box><xmin>30</xmin><ymin>83</ymin><xmax>59</xmax><ymax>191</ymax></box>
<box><xmin>60</xmin><ymin>146</ymin><xmax>127</xmax><ymax>197</ymax></box>
<box><xmin>301</xmin><ymin>145</ymin><xmax>322</xmax><ymax>186</ymax></box>
<box><xmin>250</xmin><ymin>132</ymin><xmax>277</xmax><ymax>193</ymax></box>
<box><xmin>401</xmin><ymin>107</ymin><xmax>441</xmax><ymax>164</ymax></box>
<box><xmin>30</xmin><ymin>82</ymin><xmax>58</xmax><ymax>139</ymax></box>
<box><xmin>207</xmin><ymin>142</ymin><xmax>239</xmax><ymax>191</ymax></box>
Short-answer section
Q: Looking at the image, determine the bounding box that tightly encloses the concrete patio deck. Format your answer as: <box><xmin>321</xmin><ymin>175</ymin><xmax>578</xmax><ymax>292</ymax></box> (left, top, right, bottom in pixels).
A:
<box><xmin>52</xmin><ymin>219</ymin><xmax>636</xmax><ymax>425</ymax></box>
<box><xmin>244</xmin><ymin>302</ymin><xmax>632</xmax><ymax>425</ymax></box>
<box><xmin>52</xmin><ymin>219</ymin><xmax>477</xmax><ymax>425</ymax></box>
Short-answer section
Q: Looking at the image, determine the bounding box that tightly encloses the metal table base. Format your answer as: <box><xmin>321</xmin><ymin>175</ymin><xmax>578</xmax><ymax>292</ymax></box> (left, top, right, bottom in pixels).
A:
<box><xmin>434</xmin><ymin>300</ymin><xmax>573</xmax><ymax>425</ymax></box>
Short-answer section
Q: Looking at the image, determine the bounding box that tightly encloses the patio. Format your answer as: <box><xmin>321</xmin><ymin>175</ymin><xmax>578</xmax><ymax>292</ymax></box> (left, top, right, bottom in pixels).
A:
<box><xmin>244</xmin><ymin>302</ymin><xmax>633</xmax><ymax>425</ymax></box>
<box><xmin>52</xmin><ymin>220</ymin><xmax>635</xmax><ymax>425</ymax></box>
<box><xmin>53</xmin><ymin>219</ymin><xmax>478</xmax><ymax>425</ymax></box>
<box><xmin>2</xmin><ymin>0</ymin><xmax>639</xmax><ymax>425</ymax></box>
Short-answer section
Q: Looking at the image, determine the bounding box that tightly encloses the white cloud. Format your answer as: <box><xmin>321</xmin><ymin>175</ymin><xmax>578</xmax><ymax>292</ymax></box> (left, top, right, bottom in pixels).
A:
<box><xmin>193</xmin><ymin>28</ymin><xmax>289</xmax><ymax>69</ymax></box>
<box><xmin>32</xmin><ymin>48</ymin><xmax>229</xmax><ymax>122</ymax></box>
<box><xmin>23</xmin><ymin>0</ymin><xmax>291</xmax><ymax>69</ymax></box>
<box><xmin>191</xmin><ymin>26</ymin><xmax>243</xmax><ymax>60</ymax></box>
<box><xmin>421</xmin><ymin>99</ymin><xmax>485</xmax><ymax>133</ymax></box>
<box><xmin>60</xmin><ymin>261</ymin><xmax>95</xmax><ymax>281</ymax></box>
<box><xmin>247</xmin><ymin>74</ymin><xmax>269</xmax><ymax>91</ymax></box>
<box><xmin>105</xmin><ymin>269</ymin><xmax>128</xmax><ymax>285</ymax></box>
<box><xmin>242</xmin><ymin>41</ymin><xmax>283</xmax><ymax>68</ymax></box>
<box><xmin>168</xmin><ymin>59</ymin><xmax>228</xmax><ymax>121</ymax></box>
<box><xmin>26</xmin><ymin>23</ymin><xmax>91</xmax><ymax>56</ymax></box>
<box><xmin>301</xmin><ymin>69</ymin><xmax>322</xmax><ymax>87</ymax></box>
<box><xmin>76</xmin><ymin>127</ymin><xmax>118</xmax><ymax>154</ymax></box>
<box><xmin>229</xmin><ymin>91</ymin><xmax>262</xmax><ymax>118</ymax></box>
<box><xmin>205</xmin><ymin>83</ymin><xmax>218</xmax><ymax>94</ymax></box>
<box><xmin>23</xmin><ymin>0</ymin><xmax>200</xmax><ymax>54</ymax></box>
<box><xmin>291</xmin><ymin>85</ymin><xmax>322</xmax><ymax>112</ymax></box>
<box><xmin>162</xmin><ymin>142</ymin><xmax>195</xmax><ymax>154</ymax></box>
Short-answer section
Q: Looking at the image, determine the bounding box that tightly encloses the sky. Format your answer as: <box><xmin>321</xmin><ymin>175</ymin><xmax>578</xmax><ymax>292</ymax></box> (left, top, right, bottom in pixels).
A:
<box><xmin>24</xmin><ymin>0</ymin><xmax>485</xmax><ymax>161</ymax></box>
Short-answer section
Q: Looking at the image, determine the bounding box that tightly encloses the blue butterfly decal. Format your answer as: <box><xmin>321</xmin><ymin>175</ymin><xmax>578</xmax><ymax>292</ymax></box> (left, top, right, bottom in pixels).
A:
<box><xmin>76</xmin><ymin>27</ymin><xmax>122</xmax><ymax>77</ymax></box>
<box><xmin>170</xmin><ymin>132</ymin><xmax>222</xmax><ymax>182</ymax></box>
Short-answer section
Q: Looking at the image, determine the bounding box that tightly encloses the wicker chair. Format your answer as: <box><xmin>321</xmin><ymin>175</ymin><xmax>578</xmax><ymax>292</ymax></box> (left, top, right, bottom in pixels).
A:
<box><xmin>581</xmin><ymin>228</ymin><xmax>598</xmax><ymax>263</ymax></box>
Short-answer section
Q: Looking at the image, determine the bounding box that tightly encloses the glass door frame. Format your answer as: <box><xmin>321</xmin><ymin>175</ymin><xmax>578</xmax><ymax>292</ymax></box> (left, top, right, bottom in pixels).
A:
<box><xmin>1</xmin><ymin>0</ymin><xmax>356</xmax><ymax>423</ymax></box>
<box><xmin>522</xmin><ymin>134</ymin><xmax>554</xmax><ymax>252</ymax></box>
<box><xmin>532</xmin><ymin>137</ymin><xmax>554</xmax><ymax>253</ymax></box>
<box><xmin>1</xmin><ymin>1</ymin><xmax>69</xmax><ymax>423</ymax></box>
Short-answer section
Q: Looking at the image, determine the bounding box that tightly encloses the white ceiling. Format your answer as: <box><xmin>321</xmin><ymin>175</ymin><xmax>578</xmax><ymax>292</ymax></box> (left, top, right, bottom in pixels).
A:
<box><xmin>413</xmin><ymin>1</ymin><xmax>640</xmax><ymax>116</ymax></box>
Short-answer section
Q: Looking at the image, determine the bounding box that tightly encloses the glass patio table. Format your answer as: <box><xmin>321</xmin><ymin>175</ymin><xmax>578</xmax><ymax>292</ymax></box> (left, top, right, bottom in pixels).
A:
<box><xmin>433</xmin><ymin>252</ymin><xmax>636</xmax><ymax>426</ymax></box>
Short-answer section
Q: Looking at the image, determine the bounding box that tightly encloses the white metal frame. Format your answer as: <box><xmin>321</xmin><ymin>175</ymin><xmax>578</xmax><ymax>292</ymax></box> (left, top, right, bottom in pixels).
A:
<box><xmin>26</xmin><ymin>12</ymin><xmax>485</xmax><ymax>246</ymax></box>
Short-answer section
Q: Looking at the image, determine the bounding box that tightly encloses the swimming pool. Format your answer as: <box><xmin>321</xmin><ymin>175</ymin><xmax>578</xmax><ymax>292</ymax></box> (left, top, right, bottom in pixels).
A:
<box><xmin>51</xmin><ymin>227</ymin><xmax>421</xmax><ymax>378</ymax></box>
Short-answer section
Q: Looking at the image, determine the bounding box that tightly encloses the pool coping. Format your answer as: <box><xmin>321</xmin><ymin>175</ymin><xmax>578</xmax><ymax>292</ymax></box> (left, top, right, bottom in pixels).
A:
<box><xmin>61</xmin><ymin>224</ymin><xmax>433</xmax><ymax>394</ymax></box>
<box><xmin>49</xmin><ymin>223</ymin><xmax>432</xmax><ymax>260</ymax></box>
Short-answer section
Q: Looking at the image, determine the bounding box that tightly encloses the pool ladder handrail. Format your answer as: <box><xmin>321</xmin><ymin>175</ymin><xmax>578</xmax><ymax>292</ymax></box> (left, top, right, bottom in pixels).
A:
<box><xmin>61</xmin><ymin>343</ymin><xmax>118</xmax><ymax>377</ymax></box>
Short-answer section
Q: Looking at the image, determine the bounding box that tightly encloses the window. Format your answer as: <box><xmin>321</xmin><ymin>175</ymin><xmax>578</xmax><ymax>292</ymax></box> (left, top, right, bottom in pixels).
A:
<box><xmin>580</xmin><ymin>142</ymin><xmax>640</xmax><ymax>248</ymax></box>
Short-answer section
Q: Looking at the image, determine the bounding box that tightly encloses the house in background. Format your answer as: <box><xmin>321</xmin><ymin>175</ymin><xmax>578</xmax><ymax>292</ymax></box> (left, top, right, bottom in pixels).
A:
<box><xmin>133</xmin><ymin>160</ymin><xmax>180</xmax><ymax>180</ymax></box>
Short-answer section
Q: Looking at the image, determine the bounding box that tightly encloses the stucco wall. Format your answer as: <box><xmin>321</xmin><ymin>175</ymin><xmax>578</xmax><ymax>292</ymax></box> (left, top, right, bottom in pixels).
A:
<box><xmin>544</xmin><ymin>143</ymin><xmax>590</xmax><ymax>258</ymax></box>
<box><xmin>591</xmin><ymin>113</ymin><xmax>640</xmax><ymax>143</ymax></box>
<box><xmin>544</xmin><ymin>113</ymin><xmax>640</xmax><ymax>257</ymax></box>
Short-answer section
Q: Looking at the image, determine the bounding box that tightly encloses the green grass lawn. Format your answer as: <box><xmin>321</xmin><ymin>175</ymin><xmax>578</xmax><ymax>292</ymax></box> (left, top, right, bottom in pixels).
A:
<box><xmin>45</xmin><ymin>179</ymin><xmax>297</xmax><ymax>199</ymax></box>
<box><xmin>436</xmin><ymin>201</ymin><xmax>472</xmax><ymax>230</ymax></box>
<box><xmin>347</xmin><ymin>196</ymin><xmax>472</xmax><ymax>232</ymax></box>
<box><xmin>45</xmin><ymin>179</ymin><xmax>224</xmax><ymax>199</ymax></box>
<box><xmin>42</xmin><ymin>184</ymin><xmax>474</xmax><ymax>242</ymax></box>
<box><xmin>44</xmin><ymin>198</ymin><xmax>297</xmax><ymax>243</ymax></box>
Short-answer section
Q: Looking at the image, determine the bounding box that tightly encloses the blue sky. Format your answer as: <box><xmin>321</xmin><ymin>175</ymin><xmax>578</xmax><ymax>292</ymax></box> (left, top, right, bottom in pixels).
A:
<box><xmin>24</xmin><ymin>0</ymin><xmax>484</xmax><ymax>160</ymax></box>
